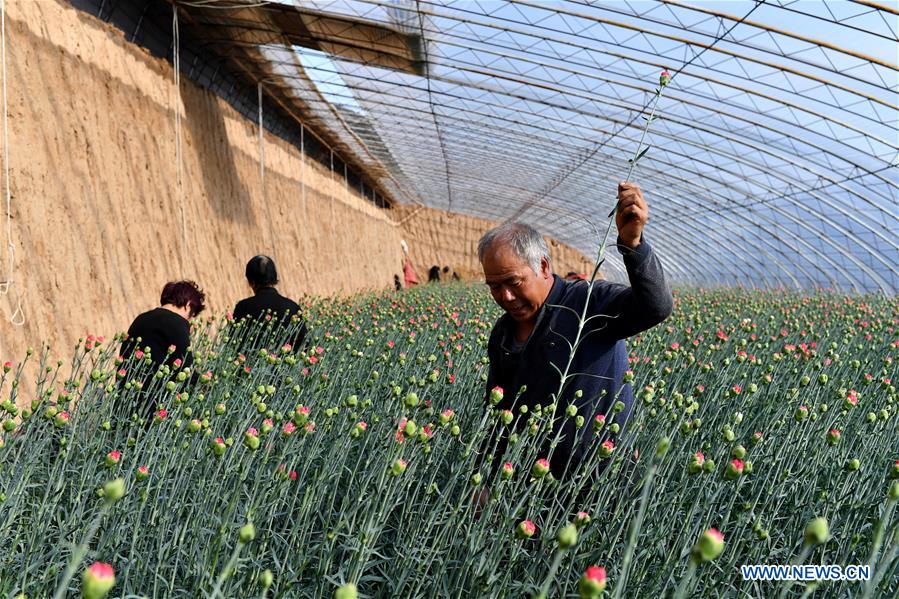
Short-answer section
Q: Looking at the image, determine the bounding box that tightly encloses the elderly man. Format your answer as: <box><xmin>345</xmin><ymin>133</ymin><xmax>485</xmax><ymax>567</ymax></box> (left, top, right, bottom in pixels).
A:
<box><xmin>478</xmin><ymin>182</ymin><xmax>672</xmax><ymax>480</ymax></box>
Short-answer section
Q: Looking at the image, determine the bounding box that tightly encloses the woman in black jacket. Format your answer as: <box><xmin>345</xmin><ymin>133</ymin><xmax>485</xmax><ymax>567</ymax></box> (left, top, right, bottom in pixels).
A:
<box><xmin>120</xmin><ymin>280</ymin><xmax>206</xmax><ymax>418</ymax></box>
<box><xmin>232</xmin><ymin>255</ymin><xmax>307</xmax><ymax>349</ymax></box>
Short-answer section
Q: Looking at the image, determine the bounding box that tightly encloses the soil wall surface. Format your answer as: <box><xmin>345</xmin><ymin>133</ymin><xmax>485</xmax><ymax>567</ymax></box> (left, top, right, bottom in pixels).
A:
<box><xmin>392</xmin><ymin>205</ymin><xmax>595</xmax><ymax>282</ymax></box>
<box><xmin>0</xmin><ymin>0</ymin><xmax>404</xmax><ymax>364</ymax></box>
<box><xmin>0</xmin><ymin>0</ymin><xmax>591</xmax><ymax>370</ymax></box>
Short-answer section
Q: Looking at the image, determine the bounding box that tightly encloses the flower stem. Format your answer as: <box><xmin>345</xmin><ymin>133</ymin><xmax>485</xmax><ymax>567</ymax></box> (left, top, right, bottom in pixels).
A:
<box><xmin>776</xmin><ymin>545</ymin><xmax>812</xmax><ymax>599</ymax></box>
<box><xmin>863</xmin><ymin>523</ymin><xmax>899</xmax><ymax>599</ymax></box>
<box><xmin>865</xmin><ymin>495</ymin><xmax>896</xmax><ymax>575</ymax></box>
<box><xmin>612</xmin><ymin>464</ymin><xmax>657</xmax><ymax>599</ymax></box>
<box><xmin>50</xmin><ymin>502</ymin><xmax>111</xmax><ymax>599</ymax></box>
<box><xmin>210</xmin><ymin>540</ymin><xmax>245</xmax><ymax>599</ymax></box>
<box><xmin>535</xmin><ymin>548</ymin><xmax>567</xmax><ymax>599</ymax></box>
<box><xmin>672</xmin><ymin>559</ymin><xmax>697</xmax><ymax>599</ymax></box>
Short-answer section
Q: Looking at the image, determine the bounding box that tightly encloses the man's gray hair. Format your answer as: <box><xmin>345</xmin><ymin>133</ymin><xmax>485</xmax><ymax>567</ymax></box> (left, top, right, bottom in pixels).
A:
<box><xmin>478</xmin><ymin>222</ymin><xmax>551</xmax><ymax>275</ymax></box>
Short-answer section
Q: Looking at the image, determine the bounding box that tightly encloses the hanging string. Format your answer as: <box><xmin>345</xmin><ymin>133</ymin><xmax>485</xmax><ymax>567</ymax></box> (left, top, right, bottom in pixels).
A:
<box><xmin>258</xmin><ymin>82</ymin><xmax>265</xmax><ymax>202</ymax></box>
<box><xmin>173</xmin><ymin>7</ymin><xmax>187</xmax><ymax>273</ymax></box>
<box><xmin>300</xmin><ymin>123</ymin><xmax>307</xmax><ymax>254</ymax></box>
<box><xmin>0</xmin><ymin>0</ymin><xmax>23</xmax><ymax>326</ymax></box>
<box><xmin>325</xmin><ymin>149</ymin><xmax>337</xmax><ymax>288</ymax></box>
<box><xmin>257</xmin><ymin>82</ymin><xmax>277</xmax><ymax>255</ymax></box>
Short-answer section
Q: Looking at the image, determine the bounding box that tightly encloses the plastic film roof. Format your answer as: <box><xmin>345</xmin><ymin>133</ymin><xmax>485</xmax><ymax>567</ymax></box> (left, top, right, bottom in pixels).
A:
<box><xmin>176</xmin><ymin>0</ymin><xmax>899</xmax><ymax>293</ymax></box>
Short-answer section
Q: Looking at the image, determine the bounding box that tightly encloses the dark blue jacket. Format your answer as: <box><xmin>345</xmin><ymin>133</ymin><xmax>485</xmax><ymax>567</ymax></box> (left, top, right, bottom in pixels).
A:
<box><xmin>484</xmin><ymin>238</ymin><xmax>672</xmax><ymax>478</ymax></box>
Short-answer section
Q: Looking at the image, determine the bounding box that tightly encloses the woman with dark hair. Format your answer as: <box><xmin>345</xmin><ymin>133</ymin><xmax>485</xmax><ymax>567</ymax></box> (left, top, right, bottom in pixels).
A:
<box><xmin>428</xmin><ymin>265</ymin><xmax>441</xmax><ymax>283</ymax></box>
<box><xmin>232</xmin><ymin>255</ymin><xmax>307</xmax><ymax>348</ymax></box>
<box><xmin>120</xmin><ymin>280</ymin><xmax>206</xmax><ymax>417</ymax></box>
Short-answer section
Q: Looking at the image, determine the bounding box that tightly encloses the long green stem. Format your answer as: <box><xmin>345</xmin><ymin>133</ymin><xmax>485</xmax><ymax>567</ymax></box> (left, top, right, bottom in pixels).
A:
<box><xmin>209</xmin><ymin>540</ymin><xmax>245</xmax><ymax>599</ymax></box>
<box><xmin>535</xmin><ymin>548</ymin><xmax>567</xmax><ymax>599</ymax></box>
<box><xmin>672</xmin><ymin>559</ymin><xmax>697</xmax><ymax>599</ymax></box>
<box><xmin>864</xmin><ymin>524</ymin><xmax>899</xmax><ymax>599</ymax></box>
<box><xmin>51</xmin><ymin>503</ymin><xmax>111</xmax><ymax>599</ymax></box>
<box><xmin>776</xmin><ymin>545</ymin><xmax>812</xmax><ymax>599</ymax></box>
<box><xmin>612</xmin><ymin>464</ymin><xmax>657</xmax><ymax>599</ymax></box>
<box><xmin>865</xmin><ymin>496</ymin><xmax>896</xmax><ymax>573</ymax></box>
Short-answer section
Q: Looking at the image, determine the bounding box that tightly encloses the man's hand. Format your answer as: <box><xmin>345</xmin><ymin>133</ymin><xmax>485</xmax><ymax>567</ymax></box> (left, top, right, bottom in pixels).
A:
<box><xmin>616</xmin><ymin>182</ymin><xmax>649</xmax><ymax>248</ymax></box>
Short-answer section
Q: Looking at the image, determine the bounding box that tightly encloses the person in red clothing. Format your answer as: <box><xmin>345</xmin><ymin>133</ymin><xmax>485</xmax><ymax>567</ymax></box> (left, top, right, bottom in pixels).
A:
<box><xmin>403</xmin><ymin>258</ymin><xmax>420</xmax><ymax>287</ymax></box>
<box><xmin>400</xmin><ymin>240</ymin><xmax>420</xmax><ymax>288</ymax></box>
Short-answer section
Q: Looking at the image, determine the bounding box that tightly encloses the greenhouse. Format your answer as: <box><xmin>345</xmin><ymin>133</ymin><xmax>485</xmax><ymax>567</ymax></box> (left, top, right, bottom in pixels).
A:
<box><xmin>0</xmin><ymin>0</ymin><xmax>895</xmax><ymax>597</ymax></box>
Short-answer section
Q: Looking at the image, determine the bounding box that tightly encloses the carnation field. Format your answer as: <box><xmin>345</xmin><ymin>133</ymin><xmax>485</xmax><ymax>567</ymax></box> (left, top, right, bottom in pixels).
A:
<box><xmin>0</xmin><ymin>285</ymin><xmax>896</xmax><ymax>598</ymax></box>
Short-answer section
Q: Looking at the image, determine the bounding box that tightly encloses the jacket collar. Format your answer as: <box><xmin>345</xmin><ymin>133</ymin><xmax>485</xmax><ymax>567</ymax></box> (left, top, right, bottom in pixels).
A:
<box><xmin>544</xmin><ymin>274</ymin><xmax>565</xmax><ymax>308</ymax></box>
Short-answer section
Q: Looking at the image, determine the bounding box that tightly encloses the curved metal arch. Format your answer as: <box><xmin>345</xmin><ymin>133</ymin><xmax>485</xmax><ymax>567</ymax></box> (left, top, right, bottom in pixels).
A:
<box><xmin>315</xmin><ymin>0</ymin><xmax>895</xmax><ymax>145</ymax></box>
<box><xmin>489</xmin><ymin>201</ymin><xmax>725</xmax><ymax>288</ymax></box>
<box><xmin>416</xmin><ymin>22</ymin><xmax>896</xmax><ymax>154</ymax></box>
<box><xmin>468</xmin><ymin>161</ymin><xmax>806</xmax><ymax>291</ymax></box>
<box><xmin>314</xmin><ymin>44</ymin><xmax>898</xmax><ymax>220</ymax></box>
<box><xmin>522</xmin><ymin>139</ymin><xmax>870</xmax><ymax>292</ymax></box>
<box><xmin>432</xmin><ymin>171</ymin><xmax>740</xmax><ymax>288</ymax></box>
<box><xmin>403</xmin><ymin>23</ymin><xmax>897</xmax><ymax>178</ymax></box>
<box><xmin>584</xmin><ymin>0</ymin><xmax>898</xmax><ymax>90</ymax></box>
<box><xmin>294</xmin><ymin>82</ymin><xmax>894</xmax><ymax>290</ymax></box>
<box><xmin>763</xmin><ymin>0</ymin><xmax>899</xmax><ymax>43</ymax></box>
<box><xmin>418</xmin><ymin>59</ymin><xmax>899</xmax><ymax>263</ymax></box>
<box><xmin>212</xmin><ymin>32</ymin><xmax>896</xmax><ymax>165</ymax></box>
<box><xmin>411</xmin><ymin>0</ymin><xmax>895</xmax><ymax>110</ymax></box>
<box><xmin>553</xmin><ymin>139</ymin><xmax>890</xmax><ymax>292</ymax></box>
<box><xmin>536</xmin><ymin>197</ymin><xmax>784</xmax><ymax>290</ymax></box>
<box><xmin>291</xmin><ymin>53</ymin><xmax>897</xmax><ymax>225</ymax></box>
<box><xmin>189</xmin><ymin>0</ymin><xmax>898</xmax><ymax>291</ymax></box>
<box><xmin>655</xmin><ymin>0</ymin><xmax>896</xmax><ymax>72</ymax></box>
<box><xmin>595</xmin><ymin>164</ymin><xmax>847</xmax><ymax>291</ymax></box>
<box><xmin>413</xmin><ymin>42</ymin><xmax>898</xmax><ymax>209</ymax></box>
<box><xmin>245</xmin><ymin>36</ymin><xmax>897</xmax><ymax>210</ymax></box>
<box><xmin>318</xmin><ymin>61</ymin><xmax>899</xmax><ymax>278</ymax></box>
<box><xmin>412</xmin><ymin>40</ymin><xmax>898</xmax><ymax>219</ymax></box>
<box><xmin>556</xmin><ymin>183</ymin><xmax>823</xmax><ymax>291</ymax></box>
<box><xmin>340</xmin><ymin>0</ymin><xmax>895</xmax><ymax>151</ymax></box>
<box><xmin>537</xmin><ymin>158</ymin><xmax>851</xmax><ymax>291</ymax></box>
<box><xmin>502</xmin><ymin>198</ymin><xmax>742</xmax><ymax>288</ymax></box>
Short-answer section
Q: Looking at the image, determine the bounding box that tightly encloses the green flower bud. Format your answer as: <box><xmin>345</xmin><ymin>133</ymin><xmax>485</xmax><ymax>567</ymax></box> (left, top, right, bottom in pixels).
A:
<box><xmin>692</xmin><ymin>528</ymin><xmax>725</xmax><ymax>562</ymax></box>
<box><xmin>102</xmin><ymin>478</ymin><xmax>126</xmax><ymax>503</ymax></box>
<box><xmin>259</xmin><ymin>569</ymin><xmax>274</xmax><ymax>590</ymax></box>
<box><xmin>557</xmin><ymin>523</ymin><xmax>578</xmax><ymax>549</ymax></box>
<box><xmin>390</xmin><ymin>458</ymin><xmax>408</xmax><ymax>476</ymax></box>
<box><xmin>239</xmin><ymin>522</ymin><xmax>256</xmax><ymax>544</ymax></box>
<box><xmin>804</xmin><ymin>517</ymin><xmax>829</xmax><ymax>546</ymax></box>
<box><xmin>655</xmin><ymin>436</ymin><xmax>670</xmax><ymax>458</ymax></box>
<box><xmin>81</xmin><ymin>562</ymin><xmax>115</xmax><ymax>599</ymax></box>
